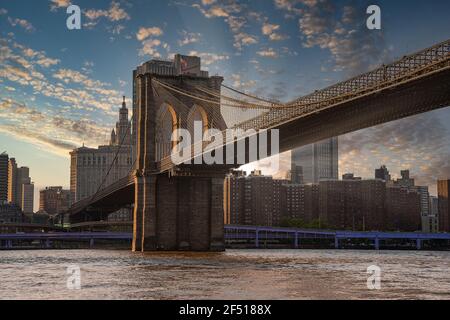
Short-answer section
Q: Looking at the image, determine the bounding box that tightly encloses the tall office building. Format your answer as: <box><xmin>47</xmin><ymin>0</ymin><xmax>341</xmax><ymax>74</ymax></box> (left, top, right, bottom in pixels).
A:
<box><xmin>70</xmin><ymin>100</ymin><xmax>133</xmax><ymax>204</ymax></box>
<box><xmin>21</xmin><ymin>183</ymin><xmax>34</xmax><ymax>214</ymax></box>
<box><xmin>438</xmin><ymin>180</ymin><xmax>450</xmax><ymax>232</ymax></box>
<box><xmin>425</xmin><ymin>196</ymin><xmax>439</xmax><ymax>233</ymax></box>
<box><xmin>291</xmin><ymin>138</ymin><xmax>338</xmax><ymax>184</ymax></box>
<box><xmin>111</xmin><ymin>96</ymin><xmax>132</xmax><ymax>147</ymax></box>
<box><xmin>0</xmin><ymin>152</ymin><xmax>8</xmax><ymax>203</ymax></box>
<box><xmin>395</xmin><ymin>170</ymin><xmax>415</xmax><ymax>187</ymax></box>
<box><xmin>375</xmin><ymin>165</ymin><xmax>391</xmax><ymax>181</ymax></box>
<box><xmin>39</xmin><ymin>186</ymin><xmax>71</xmax><ymax>216</ymax></box>
<box><xmin>7</xmin><ymin>158</ymin><xmax>34</xmax><ymax>213</ymax></box>
<box><xmin>224</xmin><ymin>170</ymin><xmax>284</xmax><ymax>226</ymax></box>
<box><xmin>391</xmin><ymin>170</ymin><xmax>429</xmax><ymax>232</ymax></box>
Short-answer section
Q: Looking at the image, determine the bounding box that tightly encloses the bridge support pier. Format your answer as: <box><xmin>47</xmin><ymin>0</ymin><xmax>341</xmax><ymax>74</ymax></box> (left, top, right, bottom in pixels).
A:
<box><xmin>334</xmin><ymin>237</ymin><xmax>339</xmax><ymax>249</ymax></box>
<box><xmin>133</xmin><ymin>170</ymin><xmax>227</xmax><ymax>252</ymax></box>
<box><xmin>255</xmin><ymin>229</ymin><xmax>259</xmax><ymax>248</ymax></box>
<box><xmin>416</xmin><ymin>239</ymin><xmax>422</xmax><ymax>250</ymax></box>
<box><xmin>374</xmin><ymin>238</ymin><xmax>380</xmax><ymax>250</ymax></box>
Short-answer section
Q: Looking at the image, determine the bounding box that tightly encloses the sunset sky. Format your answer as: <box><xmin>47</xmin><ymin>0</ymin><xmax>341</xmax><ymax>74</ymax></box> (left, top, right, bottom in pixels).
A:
<box><xmin>1</xmin><ymin>0</ymin><xmax>450</xmax><ymax>210</ymax></box>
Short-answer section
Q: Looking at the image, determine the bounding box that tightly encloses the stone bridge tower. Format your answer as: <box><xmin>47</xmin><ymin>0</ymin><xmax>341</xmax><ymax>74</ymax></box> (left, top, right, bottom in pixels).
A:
<box><xmin>132</xmin><ymin>54</ymin><xmax>232</xmax><ymax>252</ymax></box>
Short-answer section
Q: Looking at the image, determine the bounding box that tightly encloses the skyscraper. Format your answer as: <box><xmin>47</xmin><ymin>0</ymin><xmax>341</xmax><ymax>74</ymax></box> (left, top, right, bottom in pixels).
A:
<box><xmin>0</xmin><ymin>152</ymin><xmax>8</xmax><ymax>203</ymax></box>
<box><xmin>70</xmin><ymin>98</ymin><xmax>133</xmax><ymax>222</ymax></box>
<box><xmin>375</xmin><ymin>165</ymin><xmax>391</xmax><ymax>181</ymax></box>
<box><xmin>438</xmin><ymin>180</ymin><xmax>450</xmax><ymax>232</ymax></box>
<box><xmin>111</xmin><ymin>96</ymin><xmax>132</xmax><ymax>146</ymax></box>
<box><xmin>70</xmin><ymin>100</ymin><xmax>133</xmax><ymax>204</ymax></box>
<box><xmin>39</xmin><ymin>186</ymin><xmax>71</xmax><ymax>216</ymax></box>
<box><xmin>21</xmin><ymin>183</ymin><xmax>34</xmax><ymax>214</ymax></box>
<box><xmin>291</xmin><ymin>138</ymin><xmax>338</xmax><ymax>184</ymax></box>
<box><xmin>7</xmin><ymin>158</ymin><xmax>34</xmax><ymax>213</ymax></box>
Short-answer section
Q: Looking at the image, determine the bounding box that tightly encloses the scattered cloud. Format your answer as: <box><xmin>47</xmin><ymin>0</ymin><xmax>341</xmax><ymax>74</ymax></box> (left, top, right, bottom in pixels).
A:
<box><xmin>257</xmin><ymin>48</ymin><xmax>278</xmax><ymax>58</ymax></box>
<box><xmin>8</xmin><ymin>17</ymin><xmax>35</xmax><ymax>32</ymax></box>
<box><xmin>192</xmin><ymin>0</ymin><xmax>259</xmax><ymax>51</ymax></box>
<box><xmin>136</xmin><ymin>26</ymin><xmax>163</xmax><ymax>41</ymax></box>
<box><xmin>230</xmin><ymin>73</ymin><xmax>257</xmax><ymax>90</ymax></box>
<box><xmin>262</xmin><ymin>21</ymin><xmax>289</xmax><ymax>41</ymax></box>
<box><xmin>0</xmin><ymin>98</ymin><xmax>110</xmax><ymax>157</ymax></box>
<box><xmin>275</xmin><ymin>0</ymin><xmax>389</xmax><ymax>75</ymax></box>
<box><xmin>178</xmin><ymin>30</ymin><xmax>201</xmax><ymax>46</ymax></box>
<box><xmin>85</xmin><ymin>1</ymin><xmax>130</xmax><ymax>26</ymax></box>
<box><xmin>188</xmin><ymin>51</ymin><xmax>230</xmax><ymax>65</ymax></box>
<box><xmin>50</xmin><ymin>0</ymin><xmax>71</xmax><ymax>12</ymax></box>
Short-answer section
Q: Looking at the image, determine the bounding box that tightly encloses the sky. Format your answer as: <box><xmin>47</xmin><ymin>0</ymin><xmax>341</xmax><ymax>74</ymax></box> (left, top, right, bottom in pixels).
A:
<box><xmin>0</xmin><ymin>0</ymin><xmax>450</xmax><ymax>211</ymax></box>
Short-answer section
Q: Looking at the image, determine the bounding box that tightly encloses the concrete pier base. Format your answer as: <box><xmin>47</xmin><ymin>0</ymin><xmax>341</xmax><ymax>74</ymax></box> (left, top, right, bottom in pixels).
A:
<box><xmin>133</xmin><ymin>170</ymin><xmax>227</xmax><ymax>252</ymax></box>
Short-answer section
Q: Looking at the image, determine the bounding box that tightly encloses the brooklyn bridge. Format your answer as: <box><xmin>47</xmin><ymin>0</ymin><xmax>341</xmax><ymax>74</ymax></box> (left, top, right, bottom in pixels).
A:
<box><xmin>65</xmin><ymin>39</ymin><xmax>450</xmax><ymax>252</ymax></box>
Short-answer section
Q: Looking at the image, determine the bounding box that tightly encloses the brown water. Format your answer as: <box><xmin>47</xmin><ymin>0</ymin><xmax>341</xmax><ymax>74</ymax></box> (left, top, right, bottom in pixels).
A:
<box><xmin>0</xmin><ymin>249</ymin><xmax>449</xmax><ymax>300</ymax></box>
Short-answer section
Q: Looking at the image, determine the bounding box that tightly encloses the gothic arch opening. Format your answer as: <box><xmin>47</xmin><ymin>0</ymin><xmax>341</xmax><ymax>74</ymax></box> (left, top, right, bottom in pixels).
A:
<box><xmin>155</xmin><ymin>103</ymin><xmax>178</xmax><ymax>161</ymax></box>
<box><xmin>187</xmin><ymin>104</ymin><xmax>209</xmax><ymax>144</ymax></box>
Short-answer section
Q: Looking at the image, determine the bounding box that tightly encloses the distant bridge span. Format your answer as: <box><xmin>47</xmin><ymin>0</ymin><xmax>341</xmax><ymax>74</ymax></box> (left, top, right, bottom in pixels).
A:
<box><xmin>66</xmin><ymin>40</ymin><xmax>450</xmax><ymax>251</ymax></box>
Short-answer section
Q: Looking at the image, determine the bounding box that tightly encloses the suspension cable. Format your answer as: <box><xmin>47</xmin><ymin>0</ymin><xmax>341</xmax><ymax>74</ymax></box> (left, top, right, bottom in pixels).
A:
<box><xmin>152</xmin><ymin>79</ymin><xmax>273</xmax><ymax>110</ymax></box>
<box><xmin>221</xmin><ymin>83</ymin><xmax>282</xmax><ymax>105</ymax></box>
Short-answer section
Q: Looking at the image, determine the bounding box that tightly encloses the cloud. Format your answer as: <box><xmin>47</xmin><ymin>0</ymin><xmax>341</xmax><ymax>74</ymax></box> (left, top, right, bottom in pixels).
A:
<box><xmin>192</xmin><ymin>0</ymin><xmax>259</xmax><ymax>51</ymax></box>
<box><xmin>0</xmin><ymin>98</ymin><xmax>111</xmax><ymax>157</ymax></box>
<box><xmin>178</xmin><ymin>30</ymin><xmax>201</xmax><ymax>46</ymax></box>
<box><xmin>139</xmin><ymin>39</ymin><xmax>163</xmax><ymax>58</ymax></box>
<box><xmin>36</xmin><ymin>57</ymin><xmax>60</xmax><ymax>68</ymax></box>
<box><xmin>257</xmin><ymin>48</ymin><xmax>278</xmax><ymax>58</ymax></box>
<box><xmin>111</xmin><ymin>24</ymin><xmax>125</xmax><ymax>35</ymax></box>
<box><xmin>230</xmin><ymin>73</ymin><xmax>257</xmax><ymax>90</ymax></box>
<box><xmin>262</xmin><ymin>21</ymin><xmax>289</xmax><ymax>41</ymax></box>
<box><xmin>135</xmin><ymin>26</ymin><xmax>167</xmax><ymax>58</ymax></box>
<box><xmin>275</xmin><ymin>0</ymin><xmax>389</xmax><ymax>75</ymax></box>
<box><xmin>188</xmin><ymin>51</ymin><xmax>230</xmax><ymax>65</ymax></box>
<box><xmin>8</xmin><ymin>17</ymin><xmax>35</xmax><ymax>32</ymax></box>
<box><xmin>136</xmin><ymin>27</ymin><xmax>163</xmax><ymax>41</ymax></box>
<box><xmin>0</xmin><ymin>37</ymin><xmax>124</xmax><ymax>116</ymax></box>
<box><xmin>85</xmin><ymin>1</ymin><xmax>130</xmax><ymax>23</ymax></box>
<box><xmin>50</xmin><ymin>0</ymin><xmax>71</xmax><ymax>11</ymax></box>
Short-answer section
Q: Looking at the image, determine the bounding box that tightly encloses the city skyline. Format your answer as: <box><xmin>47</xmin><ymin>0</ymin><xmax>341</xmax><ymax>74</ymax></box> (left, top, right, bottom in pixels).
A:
<box><xmin>1</xmin><ymin>0</ymin><xmax>450</xmax><ymax>208</ymax></box>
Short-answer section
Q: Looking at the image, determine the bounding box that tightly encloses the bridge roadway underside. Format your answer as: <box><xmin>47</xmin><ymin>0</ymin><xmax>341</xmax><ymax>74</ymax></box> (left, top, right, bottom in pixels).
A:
<box><xmin>70</xmin><ymin>183</ymin><xmax>135</xmax><ymax>223</ymax></box>
<box><xmin>277</xmin><ymin>68</ymin><xmax>450</xmax><ymax>153</ymax></box>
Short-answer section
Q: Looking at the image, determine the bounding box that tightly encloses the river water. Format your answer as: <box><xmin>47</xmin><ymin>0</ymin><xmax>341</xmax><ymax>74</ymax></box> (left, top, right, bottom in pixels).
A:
<box><xmin>0</xmin><ymin>249</ymin><xmax>449</xmax><ymax>300</ymax></box>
